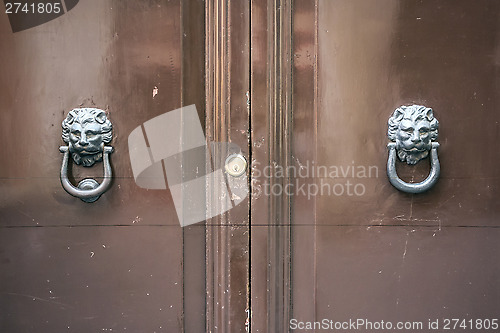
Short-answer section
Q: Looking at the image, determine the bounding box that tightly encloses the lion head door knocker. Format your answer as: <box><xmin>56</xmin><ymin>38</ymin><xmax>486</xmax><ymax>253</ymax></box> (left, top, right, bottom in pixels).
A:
<box><xmin>59</xmin><ymin>108</ymin><xmax>114</xmax><ymax>202</ymax></box>
<box><xmin>387</xmin><ymin>105</ymin><xmax>440</xmax><ymax>194</ymax></box>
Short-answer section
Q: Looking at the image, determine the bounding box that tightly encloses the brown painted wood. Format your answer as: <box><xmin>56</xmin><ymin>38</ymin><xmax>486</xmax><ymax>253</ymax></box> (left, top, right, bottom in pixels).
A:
<box><xmin>250</xmin><ymin>0</ymin><xmax>294</xmax><ymax>332</ymax></box>
<box><xmin>289</xmin><ymin>0</ymin><xmax>318</xmax><ymax>329</ymax></box>
<box><xmin>0</xmin><ymin>0</ymin><xmax>206</xmax><ymax>331</ymax></box>
<box><xmin>181</xmin><ymin>1</ymin><xmax>207</xmax><ymax>332</ymax></box>
<box><xmin>2</xmin><ymin>1</ymin><xmax>498</xmax><ymax>332</ymax></box>
<box><xmin>205</xmin><ymin>0</ymin><xmax>250</xmax><ymax>332</ymax></box>
<box><xmin>289</xmin><ymin>0</ymin><xmax>500</xmax><ymax>332</ymax></box>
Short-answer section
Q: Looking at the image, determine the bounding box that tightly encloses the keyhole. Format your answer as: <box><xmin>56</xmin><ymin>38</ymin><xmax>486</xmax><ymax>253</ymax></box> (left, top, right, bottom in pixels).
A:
<box><xmin>225</xmin><ymin>154</ymin><xmax>247</xmax><ymax>177</ymax></box>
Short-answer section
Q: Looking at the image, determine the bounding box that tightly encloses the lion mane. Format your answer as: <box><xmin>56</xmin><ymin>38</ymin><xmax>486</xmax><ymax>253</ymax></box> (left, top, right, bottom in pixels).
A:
<box><xmin>388</xmin><ymin>105</ymin><xmax>439</xmax><ymax>164</ymax></box>
<box><xmin>61</xmin><ymin>108</ymin><xmax>113</xmax><ymax>166</ymax></box>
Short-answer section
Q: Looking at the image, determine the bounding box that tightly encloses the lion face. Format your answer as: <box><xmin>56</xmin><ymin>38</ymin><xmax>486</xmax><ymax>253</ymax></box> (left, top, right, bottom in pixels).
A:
<box><xmin>62</xmin><ymin>108</ymin><xmax>112</xmax><ymax>167</ymax></box>
<box><xmin>388</xmin><ymin>105</ymin><xmax>439</xmax><ymax>165</ymax></box>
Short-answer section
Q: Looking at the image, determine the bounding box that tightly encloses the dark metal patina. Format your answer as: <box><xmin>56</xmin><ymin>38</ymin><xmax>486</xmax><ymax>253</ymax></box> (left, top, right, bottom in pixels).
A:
<box><xmin>59</xmin><ymin>108</ymin><xmax>114</xmax><ymax>202</ymax></box>
<box><xmin>387</xmin><ymin>105</ymin><xmax>440</xmax><ymax>193</ymax></box>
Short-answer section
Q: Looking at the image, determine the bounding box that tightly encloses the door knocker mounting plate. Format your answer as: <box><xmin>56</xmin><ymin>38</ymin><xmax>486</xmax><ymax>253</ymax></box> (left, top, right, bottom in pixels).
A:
<box><xmin>386</xmin><ymin>104</ymin><xmax>440</xmax><ymax>194</ymax></box>
<box><xmin>59</xmin><ymin>108</ymin><xmax>114</xmax><ymax>202</ymax></box>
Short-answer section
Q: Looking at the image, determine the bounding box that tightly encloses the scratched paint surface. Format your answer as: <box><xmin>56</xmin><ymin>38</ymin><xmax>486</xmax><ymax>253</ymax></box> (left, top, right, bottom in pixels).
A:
<box><xmin>0</xmin><ymin>228</ymin><xmax>182</xmax><ymax>331</ymax></box>
<box><xmin>0</xmin><ymin>0</ymin><xmax>203</xmax><ymax>331</ymax></box>
<box><xmin>290</xmin><ymin>0</ymin><xmax>500</xmax><ymax>326</ymax></box>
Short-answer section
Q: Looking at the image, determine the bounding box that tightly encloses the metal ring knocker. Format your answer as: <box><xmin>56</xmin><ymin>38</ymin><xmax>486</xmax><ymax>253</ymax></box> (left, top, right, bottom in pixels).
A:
<box><xmin>59</xmin><ymin>108</ymin><xmax>114</xmax><ymax>202</ymax></box>
<box><xmin>386</xmin><ymin>105</ymin><xmax>440</xmax><ymax>194</ymax></box>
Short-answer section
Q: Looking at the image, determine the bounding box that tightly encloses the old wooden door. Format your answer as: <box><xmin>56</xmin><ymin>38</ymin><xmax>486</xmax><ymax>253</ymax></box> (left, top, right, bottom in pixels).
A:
<box><xmin>246</xmin><ymin>0</ymin><xmax>500</xmax><ymax>332</ymax></box>
<box><xmin>0</xmin><ymin>1</ymin><xmax>208</xmax><ymax>332</ymax></box>
<box><xmin>255</xmin><ymin>0</ymin><xmax>500</xmax><ymax>332</ymax></box>
<box><xmin>2</xmin><ymin>1</ymin><xmax>499</xmax><ymax>332</ymax></box>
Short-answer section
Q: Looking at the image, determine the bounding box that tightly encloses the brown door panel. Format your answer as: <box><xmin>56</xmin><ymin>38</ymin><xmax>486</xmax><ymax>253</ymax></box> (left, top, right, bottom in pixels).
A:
<box><xmin>316</xmin><ymin>0</ymin><xmax>500</xmax><ymax>228</ymax></box>
<box><xmin>0</xmin><ymin>0</ymin><xmax>184</xmax><ymax>228</ymax></box>
<box><xmin>316</xmin><ymin>226</ymin><xmax>500</xmax><ymax>320</ymax></box>
<box><xmin>290</xmin><ymin>0</ymin><xmax>500</xmax><ymax>331</ymax></box>
<box><xmin>0</xmin><ymin>0</ymin><xmax>207</xmax><ymax>332</ymax></box>
<box><xmin>0</xmin><ymin>227</ymin><xmax>183</xmax><ymax>331</ymax></box>
<box><xmin>2</xmin><ymin>0</ymin><xmax>499</xmax><ymax>331</ymax></box>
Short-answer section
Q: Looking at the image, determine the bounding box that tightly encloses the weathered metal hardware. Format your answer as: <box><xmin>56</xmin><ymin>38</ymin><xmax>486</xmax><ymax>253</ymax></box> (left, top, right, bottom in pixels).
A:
<box><xmin>224</xmin><ymin>153</ymin><xmax>248</xmax><ymax>177</ymax></box>
<box><xmin>59</xmin><ymin>108</ymin><xmax>114</xmax><ymax>202</ymax></box>
<box><xmin>387</xmin><ymin>105</ymin><xmax>440</xmax><ymax>194</ymax></box>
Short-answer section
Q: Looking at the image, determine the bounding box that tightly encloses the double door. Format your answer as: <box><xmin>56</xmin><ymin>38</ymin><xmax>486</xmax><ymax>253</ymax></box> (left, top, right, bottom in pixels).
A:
<box><xmin>1</xmin><ymin>0</ymin><xmax>499</xmax><ymax>332</ymax></box>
